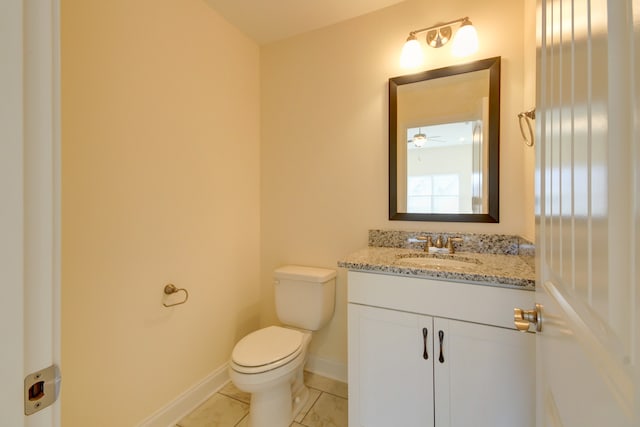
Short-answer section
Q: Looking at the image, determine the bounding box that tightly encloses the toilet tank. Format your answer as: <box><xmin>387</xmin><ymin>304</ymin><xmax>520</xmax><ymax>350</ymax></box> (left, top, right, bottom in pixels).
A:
<box><xmin>274</xmin><ymin>265</ymin><xmax>336</xmax><ymax>331</ymax></box>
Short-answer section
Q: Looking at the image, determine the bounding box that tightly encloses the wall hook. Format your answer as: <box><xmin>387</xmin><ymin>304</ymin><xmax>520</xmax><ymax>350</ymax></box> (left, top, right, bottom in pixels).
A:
<box><xmin>162</xmin><ymin>284</ymin><xmax>189</xmax><ymax>307</ymax></box>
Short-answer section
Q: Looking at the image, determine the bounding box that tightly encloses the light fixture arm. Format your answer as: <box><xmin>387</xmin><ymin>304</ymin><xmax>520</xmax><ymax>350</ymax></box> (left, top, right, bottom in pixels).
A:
<box><xmin>407</xmin><ymin>17</ymin><xmax>470</xmax><ymax>38</ymax></box>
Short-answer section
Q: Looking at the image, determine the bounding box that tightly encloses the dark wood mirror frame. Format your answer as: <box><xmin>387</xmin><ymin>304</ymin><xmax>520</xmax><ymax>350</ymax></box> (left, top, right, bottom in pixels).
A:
<box><xmin>389</xmin><ymin>56</ymin><xmax>501</xmax><ymax>222</ymax></box>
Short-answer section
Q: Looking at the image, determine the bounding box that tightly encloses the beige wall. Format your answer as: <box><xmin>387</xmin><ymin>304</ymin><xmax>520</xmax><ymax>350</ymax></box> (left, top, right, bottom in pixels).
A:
<box><xmin>61</xmin><ymin>0</ymin><xmax>536</xmax><ymax>423</ymax></box>
<box><xmin>61</xmin><ymin>0</ymin><xmax>261</xmax><ymax>425</ymax></box>
<box><xmin>523</xmin><ymin>0</ymin><xmax>538</xmax><ymax>242</ymax></box>
<box><xmin>260</xmin><ymin>0</ymin><xmax>533</xmax><ymax>371</ymax></box>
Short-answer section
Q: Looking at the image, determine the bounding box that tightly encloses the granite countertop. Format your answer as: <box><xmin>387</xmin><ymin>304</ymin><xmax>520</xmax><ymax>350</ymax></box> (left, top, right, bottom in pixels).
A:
<box><xmin>338</xmin><ymin>232</ymin><xmax>536</xmax><ymax>291</ymax></box>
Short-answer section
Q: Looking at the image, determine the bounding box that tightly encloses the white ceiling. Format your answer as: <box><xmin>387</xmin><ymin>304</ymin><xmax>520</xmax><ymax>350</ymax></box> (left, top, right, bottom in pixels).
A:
<box><xmin>203</xmin><ymin>0</ymin><xmax>408</xmax><ymax>44</ymax></box>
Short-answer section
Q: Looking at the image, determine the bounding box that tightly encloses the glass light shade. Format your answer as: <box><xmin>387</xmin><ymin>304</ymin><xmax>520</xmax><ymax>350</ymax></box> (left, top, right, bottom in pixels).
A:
<box><xmin>412</xmin><ymin>134</ymin><xmax>427</xmax><ymax>147</ymax></box>
<box><xmin>400</xmin><ymin>36</ymin><xmax>423</xmax><ymax>68</ymax></box>
<box><xmin>451</xmin><ymin>23</ymin><xmax>478</xmax><ymax>57</ymax></box>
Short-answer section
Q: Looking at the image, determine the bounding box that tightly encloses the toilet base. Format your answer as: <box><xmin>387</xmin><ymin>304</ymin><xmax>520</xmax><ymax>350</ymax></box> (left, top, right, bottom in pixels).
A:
<box><xmin>247</xmin><ymin>380</ymin><xmax>291</xmax><ymax>427</ymax></box>
<box><xmin>244</xmin><ymin>368</ymin><xmax>309</xmax><ymax>427</ymax></box>
<box><xmin>290</xmin><ymin>368</ymin><xmax>309</xmax><ymax>419</ymax></box>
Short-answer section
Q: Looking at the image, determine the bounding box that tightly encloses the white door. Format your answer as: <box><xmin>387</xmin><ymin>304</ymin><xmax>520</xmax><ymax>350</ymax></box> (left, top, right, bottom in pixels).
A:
<box><xmin>535</xmin><ymin>0</ymin><xmax>639</xmax><ymax>425</ymax></box>
<box><xmin>0</xmin><ymin>1</ymin><xmax>61</xmax><ymax>426</ymax></box>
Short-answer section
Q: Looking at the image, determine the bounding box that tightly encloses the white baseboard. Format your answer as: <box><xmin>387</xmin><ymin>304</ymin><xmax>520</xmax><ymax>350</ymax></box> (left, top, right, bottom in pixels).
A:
<box><xmin>136</xmin><ymin>357</ymin><xmax>347</xmax><ymax>427</ymax></box>
<box><xmin>305</xmin><ymin>355</ymin><xmax>347</xmax><ymax>383</ymax></box>
<box><xmin>137</xmin><ymin>363</ymin><xmax>230</xmax><ymax>427</ymax></box>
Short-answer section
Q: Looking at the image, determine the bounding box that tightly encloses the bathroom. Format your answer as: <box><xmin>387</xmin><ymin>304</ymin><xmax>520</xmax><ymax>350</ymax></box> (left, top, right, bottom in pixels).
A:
<box><xmin>61</xmin><ymin>0</ymin><xmax>535</xmax><ymax>425</ymax></box>
<box><xmin>17</xmin><ymin>0</ymin><xmax>536</xmax><ymax>425</ymax></box>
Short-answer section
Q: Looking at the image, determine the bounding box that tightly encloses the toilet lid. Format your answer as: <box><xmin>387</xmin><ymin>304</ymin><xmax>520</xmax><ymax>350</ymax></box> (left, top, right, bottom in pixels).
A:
<box><xmin>232</xmin><ymin>326</ymin><xmax>303</xmax><ymax>371</ymax></box>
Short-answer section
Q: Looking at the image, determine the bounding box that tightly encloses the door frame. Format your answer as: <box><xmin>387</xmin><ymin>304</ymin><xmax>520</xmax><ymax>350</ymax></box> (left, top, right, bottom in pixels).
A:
<box><xmin>0</xmin><ymin>1</ymin><xmax>61</xmax><ymax>426</ymax></box>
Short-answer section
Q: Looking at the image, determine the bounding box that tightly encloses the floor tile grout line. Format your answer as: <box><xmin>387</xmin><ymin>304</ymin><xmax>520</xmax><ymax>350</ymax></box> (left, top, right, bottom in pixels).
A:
<box><xmin>299</xmin><ymin>390</ymin><xmax>349</xmax><ymax>427</ymax></box>
<box><xmin>297</xmin><ymin>389</ymin><xmax>323</xmax><ymax>423</ymax></box>
<box><xmin>234</xmin><ymin>413</ymin><xmax>249</xmax><ymax>427</ymax></box>
<box><xmin>218</xmin><ymin>392</ymin><xmax>250</xmax><ymax>406</ymax></box>
<box><xmin>306</xmin><ymin>385</ymin><xmax>347</xmax><ymax>399</ymax></box>
<box><xmin>319</xmin><ymin>390</ymin><xmax>348</xmax><ymax>400</ymax></box>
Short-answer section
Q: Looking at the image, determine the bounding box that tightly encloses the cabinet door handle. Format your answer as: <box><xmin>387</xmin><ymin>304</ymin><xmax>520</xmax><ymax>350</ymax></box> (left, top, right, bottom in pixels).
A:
<box><xmin>438</xmin><ymin>330</ymin><xmax>445</xmax><ymax>363</ymax></box>
<box><xmin>422</xmin><ymin>328</ymin><xmax>429</xmax><ymax>360</ymax></box>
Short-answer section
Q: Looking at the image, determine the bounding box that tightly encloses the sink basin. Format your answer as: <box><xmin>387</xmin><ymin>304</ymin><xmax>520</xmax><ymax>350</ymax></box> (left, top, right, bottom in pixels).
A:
<box><xmin>395</xmin><ymin>254</ymin><xmax>481</xmax><ymax>269</ymax></box>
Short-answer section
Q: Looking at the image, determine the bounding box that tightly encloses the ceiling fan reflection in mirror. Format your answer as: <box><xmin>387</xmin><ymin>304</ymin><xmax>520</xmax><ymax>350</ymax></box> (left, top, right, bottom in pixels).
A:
<box><xmin>407</xmin><ymin>122</ymin><xmax>474</xmax><ymax>149</ymax></box>
<box><xmin>407</xmin><ymin>127</ymin><xmax>445</xmax><ymax>147</ymax></box>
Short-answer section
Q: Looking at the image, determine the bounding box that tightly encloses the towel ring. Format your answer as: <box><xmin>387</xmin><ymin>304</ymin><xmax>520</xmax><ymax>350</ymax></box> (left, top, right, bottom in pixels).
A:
<box><xmin>162</xmin><ymin>284</ymin><xmax>189</xmax><ymax>307</ymax></box>
<box><xmin>518</xmin><ymin>109</ymin><xmax>536</xmax><ymax>147</ymax></box>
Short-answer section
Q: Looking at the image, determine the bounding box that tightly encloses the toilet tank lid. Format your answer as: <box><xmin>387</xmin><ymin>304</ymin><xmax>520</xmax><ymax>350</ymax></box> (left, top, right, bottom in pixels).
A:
<box><xmin>274</xmin><ymin>265</ymin><xmax>336</xmax><ymax>282</ymax></box>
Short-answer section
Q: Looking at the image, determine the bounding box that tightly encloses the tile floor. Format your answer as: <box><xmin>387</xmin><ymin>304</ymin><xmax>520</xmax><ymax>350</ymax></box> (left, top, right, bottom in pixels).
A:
<box><xmin>176</xmin><ymin>371</ymin><xmax>348</xmax><ymax>427</ymax></box>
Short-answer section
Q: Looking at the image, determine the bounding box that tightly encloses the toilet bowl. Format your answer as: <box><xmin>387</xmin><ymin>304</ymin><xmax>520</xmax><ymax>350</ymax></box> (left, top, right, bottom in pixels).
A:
<box><xmin>229</xmin><ymin>326</ymin><xmax>311</xmax><ymax>427</ymax></box>
<box><xmin>228</xmin><ymin>265</ymin><xmax>336</xmax><ymax>427</ymax></box>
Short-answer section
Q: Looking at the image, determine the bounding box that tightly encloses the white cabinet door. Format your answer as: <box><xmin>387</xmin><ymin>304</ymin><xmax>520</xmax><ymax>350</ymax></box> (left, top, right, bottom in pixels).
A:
<box><xmin>434</xmin><ymin>318</ymin><xmax>535</xmax><ymax>427</ymax></box>
<box><xmin>348</xmin><ymin>304</ymin><xmax>434</xmax><ymax>427</ymax></box>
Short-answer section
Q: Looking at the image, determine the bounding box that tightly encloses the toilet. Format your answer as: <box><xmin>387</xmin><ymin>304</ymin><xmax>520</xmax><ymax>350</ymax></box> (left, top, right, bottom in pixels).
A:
<box><xmin>229</xmin><ymin>265</ymin><xmax>336</xmax><ymax>427</ymax></box>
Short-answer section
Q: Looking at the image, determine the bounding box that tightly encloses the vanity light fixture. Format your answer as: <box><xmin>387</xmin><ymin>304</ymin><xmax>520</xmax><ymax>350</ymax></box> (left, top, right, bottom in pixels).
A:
<box><xmin>400</xmin><ymin>17</ymin><xmax>479</xmax><ymax>68</ymax></box>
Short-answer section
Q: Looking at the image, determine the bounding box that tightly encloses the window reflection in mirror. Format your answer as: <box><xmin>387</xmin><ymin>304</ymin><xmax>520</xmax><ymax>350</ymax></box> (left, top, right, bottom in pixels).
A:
<box><xmin>389</xmin><ymin>57</ymin><xmax>500</xmax><ymax>222</ymax></box>
<box><xmin>405</xmin><ymin>122</ymin><xmax>482</xmax><ymax>214</ymax></box>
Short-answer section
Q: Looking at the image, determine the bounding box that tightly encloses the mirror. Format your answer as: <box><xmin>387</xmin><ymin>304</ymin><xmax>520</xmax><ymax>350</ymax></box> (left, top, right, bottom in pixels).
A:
<box><xmin>389</xmin><ymin>56</ymin><xmax>500</xmax><ymax>222</ymax></box>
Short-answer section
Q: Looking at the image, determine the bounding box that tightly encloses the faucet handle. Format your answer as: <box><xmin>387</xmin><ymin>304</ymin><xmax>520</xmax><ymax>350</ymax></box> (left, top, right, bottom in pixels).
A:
<box><xmin>446</xmin><ymin>237</ymin><xmax>463</xmax><ymax>254</ymax></box>
<box><xmin>416</xmin><ymin>235</ymin><xmax>433</xmax><ymax>251</ymax></box>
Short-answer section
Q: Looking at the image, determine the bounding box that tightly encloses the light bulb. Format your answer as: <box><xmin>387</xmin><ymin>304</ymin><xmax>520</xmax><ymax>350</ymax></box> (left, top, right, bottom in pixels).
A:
<box><xmin>451</xmin><ymin>21</ymin><xmax>478</xmax><ymax>57</ymax></box>
<box><xmin>400</xmin><ymin>35</ymin><xmax>423</xmax><ymax>68</ymax></box>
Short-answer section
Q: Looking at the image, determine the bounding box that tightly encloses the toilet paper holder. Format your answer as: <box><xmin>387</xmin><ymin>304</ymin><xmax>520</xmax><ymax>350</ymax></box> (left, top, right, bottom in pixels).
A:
<box><xmin>162</xmin><ymin>284</ymin><xmax>189</xmax><ymax>307</ymax></box>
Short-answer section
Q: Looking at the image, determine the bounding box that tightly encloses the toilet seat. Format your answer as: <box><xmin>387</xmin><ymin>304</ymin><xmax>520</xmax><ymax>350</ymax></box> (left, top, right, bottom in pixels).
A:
<box><xmin>231</xmin><ymin>326</ymin><xmax>304</xmax><ymax>374</ymax></box>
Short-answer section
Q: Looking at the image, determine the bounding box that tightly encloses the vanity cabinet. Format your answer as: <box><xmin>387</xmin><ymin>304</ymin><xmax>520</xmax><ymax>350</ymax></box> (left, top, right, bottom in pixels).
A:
<box><xmin>347</xmin><ymin>271</ymin><xmax>535</xmax><ymax>427</ymax></box>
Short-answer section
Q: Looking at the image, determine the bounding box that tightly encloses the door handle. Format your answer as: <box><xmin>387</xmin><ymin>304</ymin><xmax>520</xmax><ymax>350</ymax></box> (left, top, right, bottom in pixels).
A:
<box><xmin>438</xmin><ymin>330</ymin><xmax>445</xmax><ymax>363</ymax></box>
<box><xmin>514</xmin><ymin>303</ymin><xmax>543</xmax><ymax>332</ymax></box>
<box><xmin>422</xmin><ymin>327</ymin><xmax>429</xmax><ymax>360</ymax></box>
